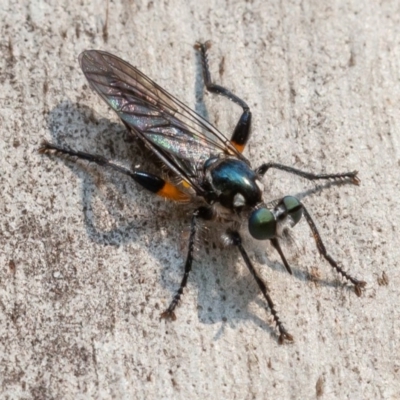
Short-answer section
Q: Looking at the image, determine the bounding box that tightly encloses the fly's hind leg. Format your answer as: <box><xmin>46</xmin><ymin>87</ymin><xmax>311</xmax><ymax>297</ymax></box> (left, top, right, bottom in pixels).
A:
<box><xmin>195</xmin><ymin>42</ymin><xmax>252</xmax><ymax>153</ymax></box>
<box><xmin>39</xmin><ymin>141</ymin><xmax>190</xmax><ymax>201</ymax></box>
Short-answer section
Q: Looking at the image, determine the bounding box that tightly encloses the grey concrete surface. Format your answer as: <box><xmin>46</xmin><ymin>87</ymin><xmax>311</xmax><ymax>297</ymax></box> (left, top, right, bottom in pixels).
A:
<box><xmin>1</xmin><ymin>1</ymin><xmax>399</xmax><ymax>399</ymax></box>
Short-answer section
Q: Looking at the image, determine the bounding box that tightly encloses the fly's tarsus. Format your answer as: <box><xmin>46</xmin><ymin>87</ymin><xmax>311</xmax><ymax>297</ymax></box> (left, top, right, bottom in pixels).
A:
<box><xmin>160</xmin><ymin>309</ymin><xmax>177</xmax><ymax>321</ymax></box>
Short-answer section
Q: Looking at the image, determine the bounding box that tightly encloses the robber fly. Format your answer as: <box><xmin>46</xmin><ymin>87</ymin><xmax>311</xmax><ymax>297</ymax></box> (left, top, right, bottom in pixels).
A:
<box><xmin>40</xmin><ymin>42</ymin><xmax>366</xmax><ymax>343</ymax></box>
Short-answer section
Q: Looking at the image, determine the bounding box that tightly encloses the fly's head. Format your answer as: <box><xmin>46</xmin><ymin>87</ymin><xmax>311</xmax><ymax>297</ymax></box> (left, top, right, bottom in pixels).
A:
<box><xmin>248</xmin><ymin>196</ymin><xmax>303</xmax><ymax>241</ymax></box>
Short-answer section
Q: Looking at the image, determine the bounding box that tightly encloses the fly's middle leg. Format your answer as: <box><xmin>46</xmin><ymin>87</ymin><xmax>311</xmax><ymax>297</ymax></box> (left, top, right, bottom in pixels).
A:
<box><xmin>256</xmin><ymin>162</ymin><xmax>360</xmax><ymax>186</ymax></box>
<box><xmin>161</xmin><ymin>206</ymin><xmax>214</xmax><ymax>320</ymax></box>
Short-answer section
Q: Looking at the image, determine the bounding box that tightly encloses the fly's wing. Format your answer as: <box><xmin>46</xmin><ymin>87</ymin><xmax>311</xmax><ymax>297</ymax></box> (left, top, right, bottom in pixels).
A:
<box><xmin>79</xmin><ymin>50</ymin><xmax>244</xmax><ymax>194</ymax></box>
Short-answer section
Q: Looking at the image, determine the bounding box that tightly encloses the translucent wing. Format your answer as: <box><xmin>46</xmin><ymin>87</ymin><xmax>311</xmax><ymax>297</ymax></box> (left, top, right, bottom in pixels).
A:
<box><xmin>79</xmin><ymin>50</ymin><xmax>244</xmax><ymax>193</ymax></box>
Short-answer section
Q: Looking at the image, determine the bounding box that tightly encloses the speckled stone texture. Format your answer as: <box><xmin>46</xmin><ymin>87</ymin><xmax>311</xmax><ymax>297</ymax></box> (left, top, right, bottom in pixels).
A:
<box><xmin>1</xmin><ymin>1</ymin><xmax>399</xmax><ymax>398</ymax></box>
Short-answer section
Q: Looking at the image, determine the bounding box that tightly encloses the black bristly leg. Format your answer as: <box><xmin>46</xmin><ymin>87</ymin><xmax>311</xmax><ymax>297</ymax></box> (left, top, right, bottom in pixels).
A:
<box><xmin>271</xmin><ymin>238</ymin><xmax>293</xmax><ymax>275</ymax></box>
<box><xmin>161</xmin><ymin>207</ymin><xmax>214</xmax><ymax>320</ymax></box>
<box><xmin>301</xmin><ymin>203</ymin><xmax>366</xmax><ymax>296</ymax></box>
<box><xmin>230</xmin><ymin>231</ymin><xmax>293</xmax><ymax>344</ymax></box>
<box><xmin>39</xmin><ymin>141</ymin><xmax>189</xmax><ymax>201</ymax></box>
<box><xmin>195</xmin><ymin>42</ymin><xmax>252</xmax><ymax>153</ymax></box>
<box><xmin>256</xmin><ymin>163</ymin><xmax>360</xmax><ymax>186</ymax></box>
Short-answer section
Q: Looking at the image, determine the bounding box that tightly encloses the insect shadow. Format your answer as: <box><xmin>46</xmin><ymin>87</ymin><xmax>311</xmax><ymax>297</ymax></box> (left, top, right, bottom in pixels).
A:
<box><xmin>45</xmin><ymin>102</ymin><xmax>279</xmax><ymax>334</ymax></box>
<box><xmin>46</xmin><ymin>100</ymin><xmax>356</xmax><ymax>341</ymax></box>
<box><xmin>46</xmin><ymin>101</ymin><xmax>182</xmax><ymax>243</ymax></box>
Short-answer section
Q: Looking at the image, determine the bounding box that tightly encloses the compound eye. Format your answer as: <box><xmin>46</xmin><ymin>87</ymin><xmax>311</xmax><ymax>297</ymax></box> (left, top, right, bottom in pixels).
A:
<box><xmin>282</xmin><ymin>196</ymin><xmax>302</xmax><ymax>226</ymax></box>
<box><xmin>248</xmin><ymin>208</ymin><xmax>276</xmax><ymax>240</ymax></box>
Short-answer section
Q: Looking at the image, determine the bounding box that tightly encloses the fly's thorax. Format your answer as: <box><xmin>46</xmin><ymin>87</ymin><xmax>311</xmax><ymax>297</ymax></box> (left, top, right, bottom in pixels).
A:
<box><xmin>203</xmin><ymin>155</ymin><xmax>263</xmax><ymax>209</ymax></box>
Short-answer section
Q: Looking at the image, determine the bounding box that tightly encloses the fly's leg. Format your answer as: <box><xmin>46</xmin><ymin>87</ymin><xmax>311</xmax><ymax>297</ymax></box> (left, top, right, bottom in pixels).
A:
<box><xmin>195</xmin><ymin>42</ymin><xmax>252</xmax><ymax>153</ymax></box>
<box><xmin>39</xmin><ymin>141</ymin><xmax>190</xmax><ymax>201</ymax></box>
<box><xmin>161</xmin><ymin>207</ymin><xmax>214</xmax><ymax>320</ymax></box>
<box><xmin>256</xmin><ymin>162</ymin><xmax>360</xmax><ymax>186</ymax></box>
<box><xmin>229</xmin><ymin>231</ymin><xmax>294</xmax><ymax>344</ymax></box>
<box><xmin>271</xmin><ymin>238</ymin><xmax>293</xmax><ymax>275</ymax></box>
<box><xmin>300</xmin><ymin>203</ymin><xmax>366</xmax><ymax>296</ymax></box>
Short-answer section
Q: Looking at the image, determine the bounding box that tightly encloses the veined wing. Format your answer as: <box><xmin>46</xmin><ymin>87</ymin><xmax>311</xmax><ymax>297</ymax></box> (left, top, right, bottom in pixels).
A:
<box><xmin>79</xmin><ymin>50</ymin><xmax>244</xmax><ymax>192</ymax></box>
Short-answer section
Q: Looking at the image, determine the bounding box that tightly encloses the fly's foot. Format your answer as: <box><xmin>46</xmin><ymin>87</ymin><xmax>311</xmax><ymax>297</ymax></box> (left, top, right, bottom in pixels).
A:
<box><xmin>278</xmin><ymin>328</ymin><xmax>294</xmax><ymax>345</ymax></box>
<box><xmin>160</xmin><ymin>309</ymin><xmax>177</xmax><ymax>321</ymax></box>
<box><xmin>349</xmin><ymin>171</ymin><xmax>360</xmax><ymax>186</ymax></box>
<box><xmin>354</xmin><ymin>280</ymin><xmax>367</xmax><ymax>297</ymax></box>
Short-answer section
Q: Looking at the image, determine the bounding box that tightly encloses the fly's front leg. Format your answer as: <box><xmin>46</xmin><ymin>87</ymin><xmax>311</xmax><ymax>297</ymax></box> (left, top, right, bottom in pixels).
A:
<box><xmin>301</xmin><ymin>204</ymin><xmax>366</xmax><ymax>296</ymax></box>
<box><xmin>195</xmin><ymin>42</ymin><xmax>252</xmax><ymax>153</ymax></box>
<box><xmin>39</xmin><ymin>141</ymin><xmax>190</xmax><ymax>201</ymax></box>
<box><xmin>161</xmin><ymin>206</ymin><xmax>214</xmax><ymax>320</ymax></box>
<box><xmin>271</xmin><ymin>238</ymin><xmax>293</xmax><ymax>275</ymax></box>
<box><xmin>256</xmin><ymin>162</ymin><xmax>360</xmax><ymax>186</ymax></box>
<box><xmin>229</xmin><ymin>231</ymin><xmax>294</xmax><ymax>344</ymax></box>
